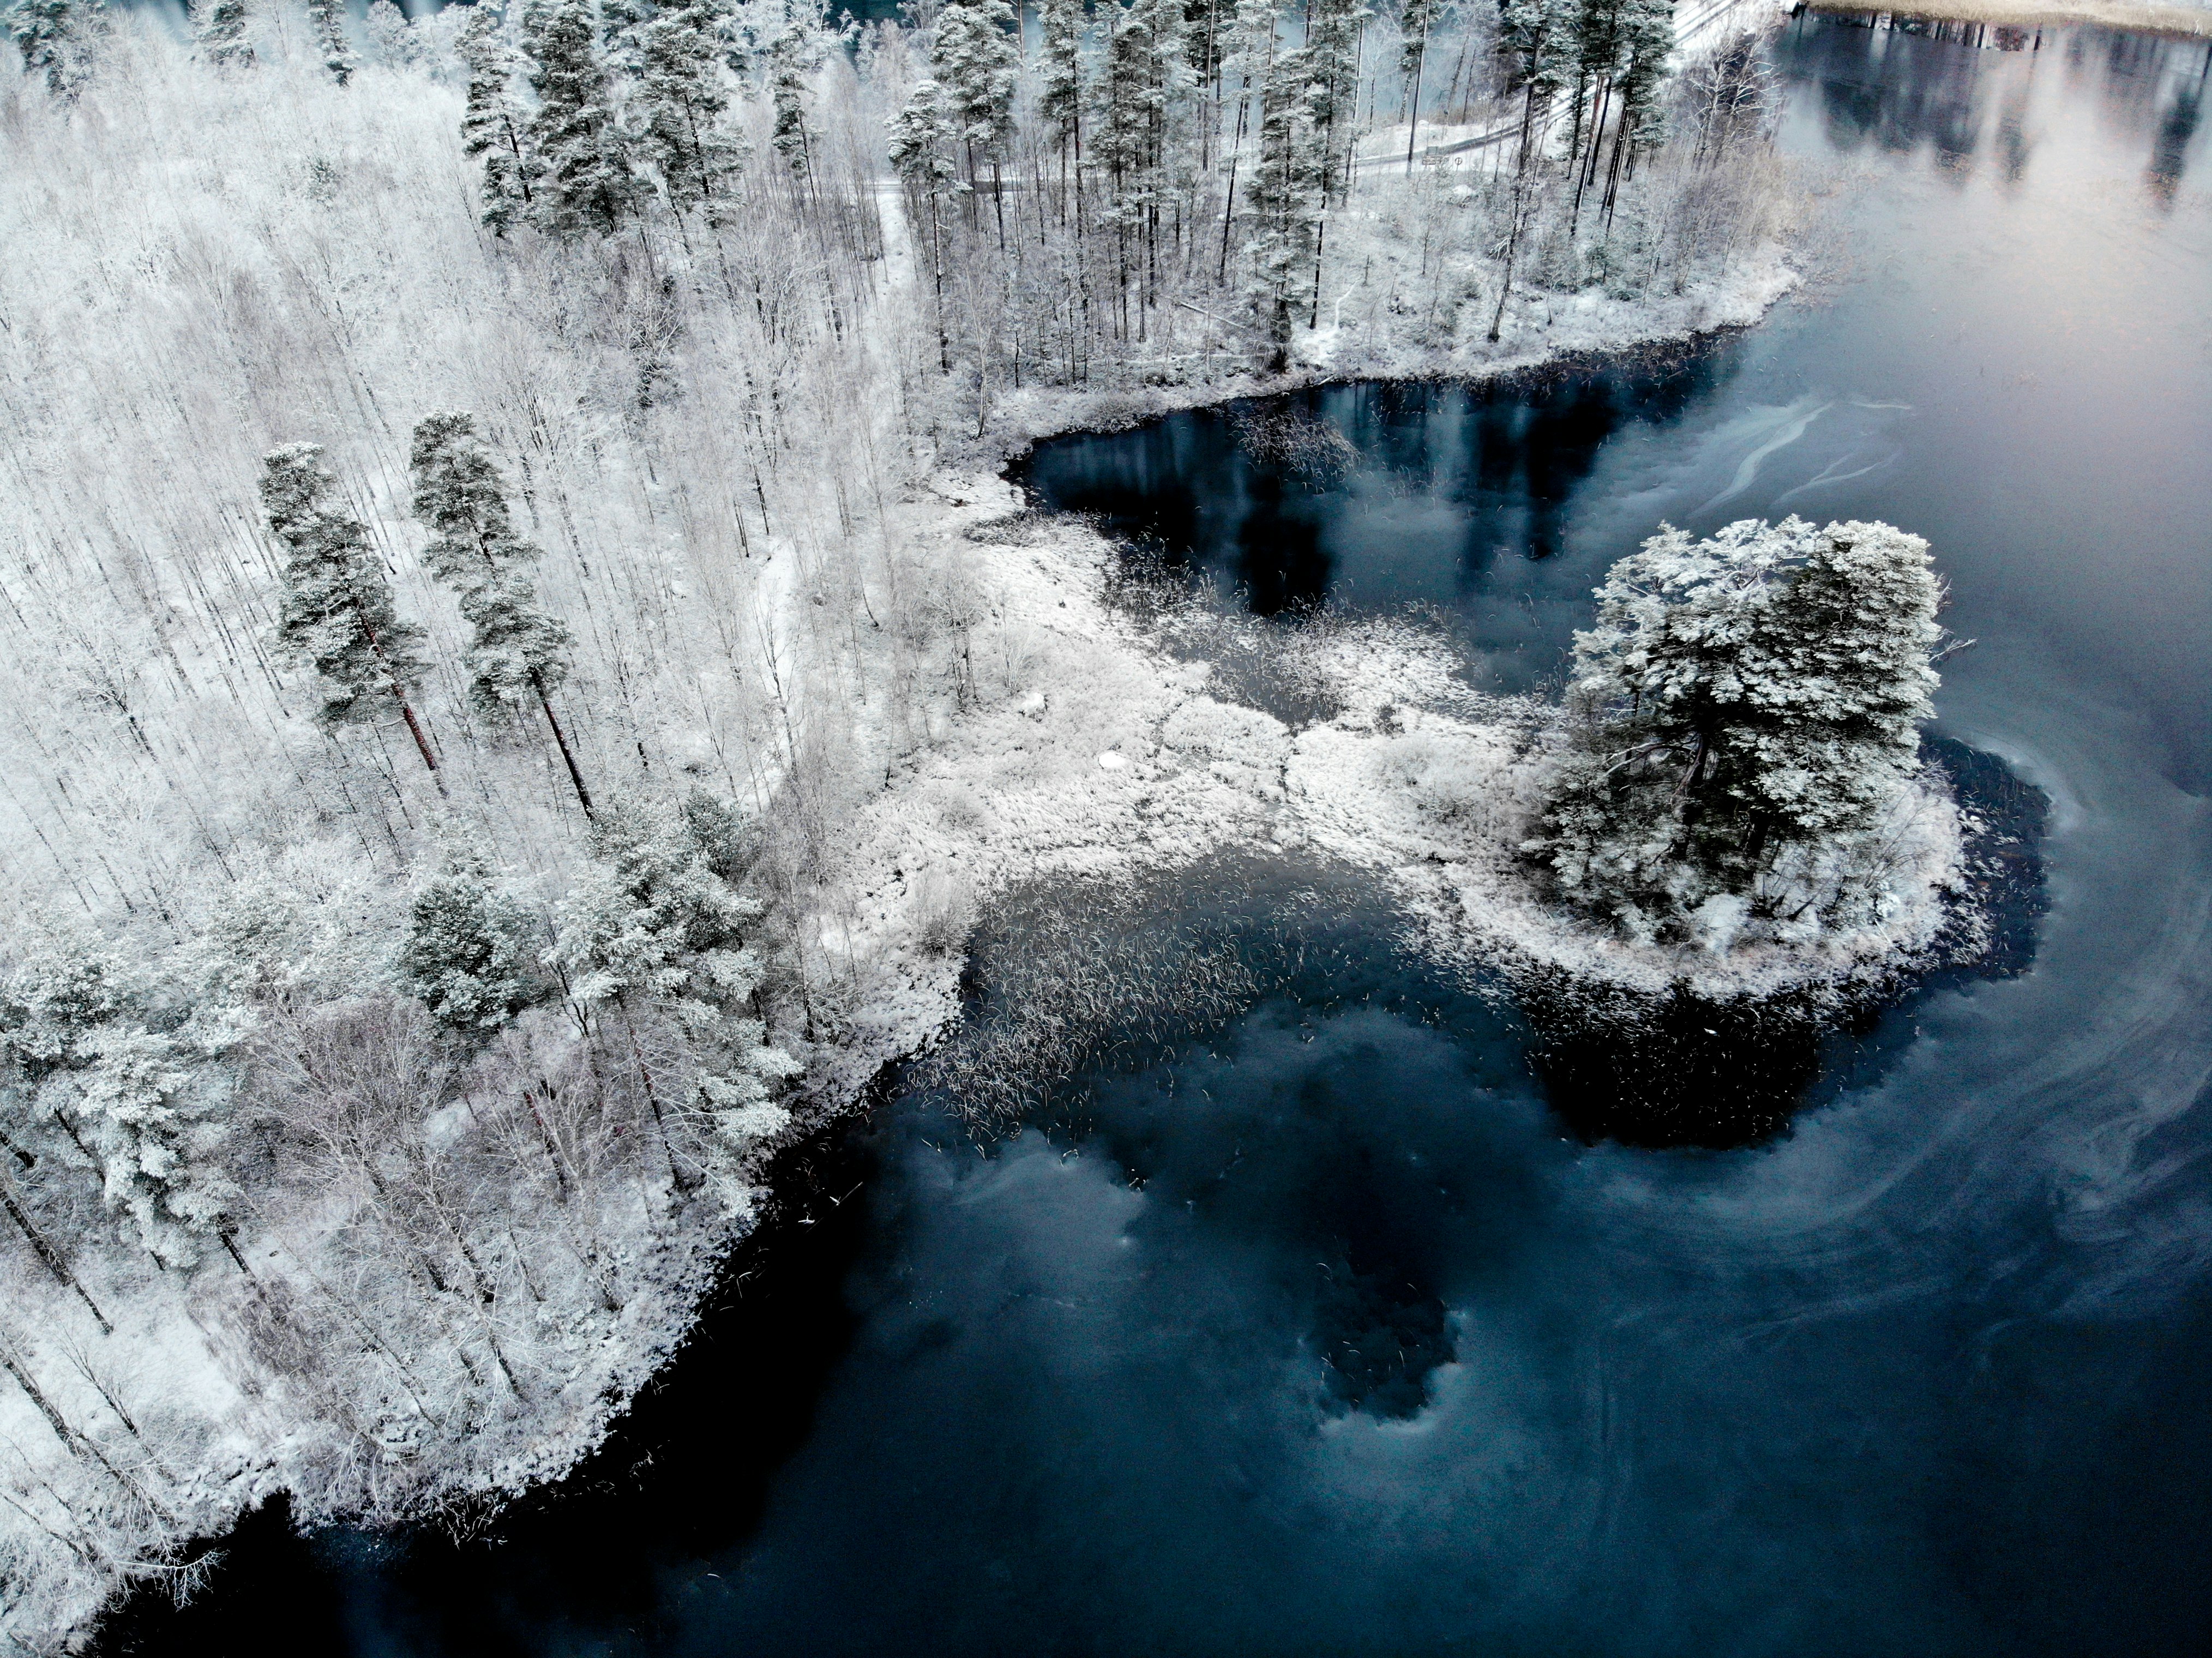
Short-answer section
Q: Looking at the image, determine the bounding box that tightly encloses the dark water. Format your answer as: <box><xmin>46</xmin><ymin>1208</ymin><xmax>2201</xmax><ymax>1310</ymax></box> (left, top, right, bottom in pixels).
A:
<box><xmin>111</xmin><ymin>19</ymin><xmax>2212</xmax><ymax>1658</ymax></box>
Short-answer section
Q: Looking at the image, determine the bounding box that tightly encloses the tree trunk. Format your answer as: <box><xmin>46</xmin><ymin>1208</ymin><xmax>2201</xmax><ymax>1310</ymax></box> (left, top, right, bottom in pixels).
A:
<box><xmin>531</xmin><ymin>670</ymin><xmax>594</xmax><ymax>816</ymax></box>
<box><xmin>0</xmin><ymin>1170</ymin><xmax>111</xmax><ymax>1332</ymax></box>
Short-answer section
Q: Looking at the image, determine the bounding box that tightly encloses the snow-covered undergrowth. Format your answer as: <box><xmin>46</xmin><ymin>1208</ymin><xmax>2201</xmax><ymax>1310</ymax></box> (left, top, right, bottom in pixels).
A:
<box><xmin>0</xmin><ymin>1</ymin><xmax>1824</xmax><ymax>1648</ymax></box>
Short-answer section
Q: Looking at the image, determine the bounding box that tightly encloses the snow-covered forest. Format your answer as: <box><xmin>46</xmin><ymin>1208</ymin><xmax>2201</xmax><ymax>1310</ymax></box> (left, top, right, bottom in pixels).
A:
<box><xmin>0</xmin><ymin>0</ymin><xmax>1800</xmax><ymax>1645</ymax></box>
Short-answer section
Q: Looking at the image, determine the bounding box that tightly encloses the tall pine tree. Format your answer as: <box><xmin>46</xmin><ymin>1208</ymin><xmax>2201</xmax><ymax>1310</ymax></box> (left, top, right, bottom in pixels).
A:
<box><xmin>408</xmin><ymin>411</ymin><xmax>594</xmax><ymax>814</ymax></box>
<box><xmin>528</xmin><ymin>0</ymin><xmax>642</xmax><ymax>236</ymax></box>
<box><xmin>1531</xmin><ymin>517</ymin><xmax>1945</xmax><ymax>938</ymax></box>
<box><xmin>261</xmin><ymin>443</ymin><xmax>443</xmax><ymax>785</ymax></box>
<box><xmin>550</xmin><ymin>791</ymin><xmax>800</xmax><ymax>1206</ymax></box>
<box><xmin>398</xmin><ymin>834</ymin><xmax>552</xmax><ymax>1032</ymax></box>
<box><xmin>458</xmin><ymin>3</ymin><xmax>541</xmax><ymax>232</ymax></box>
<box><xmin>11</xmin><ymin>0</ymin><xmax>100</xmax><ymax>97</ymax></box>
<box><xmin>1037</xmin><ymin>0</ymin><xmax>1085</xmax><ymax>225</ymax></box>
<box><xmin>930</xmin><ymin>0</ymin><xmax>1018</xmax><ymax>242</ymax></box>
<box><xmin>306</xmin><ymin>0</ymin><xmax>354</xmax><ymax>85</ymax></box>
<box><xmin>195</xmin><ymin>0</ymin><xmax>253</xmax><ymax>69</ymax></box>
<box><xmin>638</xmin><ymin>0</ymin><xmax>748</xmax><ymax>220</ymax></box>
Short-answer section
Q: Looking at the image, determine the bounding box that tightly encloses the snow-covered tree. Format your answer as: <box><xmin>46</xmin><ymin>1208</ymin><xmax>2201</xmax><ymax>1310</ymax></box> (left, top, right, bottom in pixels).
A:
<box><xmin>888</xmin><ymin>74</ymin><xmax>959</xmax><ymax>370</ymax></box>
<box><xmin>1498</xmin><ymin>0</ymin><xmax>1572</xmax><ymax>169</ymax></box>
<box><xmin>763</xmin><ymin>0</ymin><xmax>822</xmax><ymax>179</ymax></box>
<box><xmin>1529</xmin><ymin>518</ymin><xmax>1946</xmax><ymax>940</ymax></box>
<box><xmin>261</xmin><ymin>443</ymin><xmax>443</xmax><ymax>784</ymax></box>
<box><xmin>397</xmin><ymin>837</ymin><xmax>552</xmax><ymax>1032</ymax></box>
<box><xmin>457</xmin><ymin>3</ymin><xmax>541</xmax><ymax>233</ymax></box>
<box><xmin>1243</xmin><ymin>40</ymin><xmax>1321</xmax><ymax>359</ymax></box>
<box><xmin>76</xmin><ymin>1026</ymin><xmax>238</xmax><ymax>1269</ymax></box>
<box><xmin>306</xmin><ymin>0</ymin><xmax>354</xmax><ymax>85</ymax></box>
<box><xmin>528</xmin><ymin>0</ymin><xmax>642</xmax><ymax>236</ymax></box>
<box><xmin>1092</xmin><ymin>0</ymin><xmax>1184</xmax><ymax>322</ymax></box>
<box><xmin>195</xmin><ymin>0</ymin><xmax>253</xmax><ymax>69</ymax></box>
<box><xmin>365</xmin><ymin>0</ymin><xmax>418</xmax><ymax>69</ymax></box>
<box><xmin>550</xmin><ymin>790</ymin><xmax>798</xmax><ymax>1206</ymax></box>
<box><xmin>1303</xmin><ymin>0</ymin><xmax>1366</xmax><ymax>201</ymax></box>
<box><xmin>931</xmin><ymin>0</ymin><xmax>1017</xmax><ymax>223</ymax></box>
<box><xmin>408</xmin><ymin>411</ymin><xmax>593</xmax><ymax>813</ymax></box>
<box><xmin>1037</xmin><ymin>0</ymin><xmax>1085</xmax><ymax>218</ymax></box>
<box><xmin>1602</xmin><ymin>0</ymin><xmax>1674</xmax><ymax>216</ymax></box>
<box><xmin>638</xmin><ymin>0</ymin><xmax>748</xmax><ymax>219</ymax></box>
<box><xmin>1</xmin><ymin>935</ymin><xmax>240</xmax><ymax>1271</ymax></box>
<box><xmin>10</xmin><ymin>0</ymin><xmax>100</xmax><ymax>97</ymax></box>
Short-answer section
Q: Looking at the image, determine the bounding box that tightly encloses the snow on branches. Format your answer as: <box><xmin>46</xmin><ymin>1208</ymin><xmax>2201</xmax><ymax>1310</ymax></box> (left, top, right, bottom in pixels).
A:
<box><xmin>1528</xmin><ymin>516</ymin><xmax>1949</xmax><ymax>947</ymax></box>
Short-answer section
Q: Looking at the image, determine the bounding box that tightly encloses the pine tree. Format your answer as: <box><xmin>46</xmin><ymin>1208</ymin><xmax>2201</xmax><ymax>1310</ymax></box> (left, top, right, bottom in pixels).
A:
<box><xmin>306</xmin><ymin>0</ymin><xmax>354</xmax><ymax>85</ymax></box>
<box><xmin>1243</xmin><ymin>40</ymin><xmax>1321</xmax><ymax>363</ymax></box>
<box><xmin>549</xmin><ymin>792</ymin><xmax>798</xmax><ymax>1205</ymax></box>
<box><xmin>1496</xmin><ymin>0</ymin><xmax>1571</xmax><ymax>172</ymax></box>
<box><xmin>195</xmin><ymin>0</ymin><xmax>253</xmax><ymax>69</ymax></box>
<box><xmin>10</xmin><ymin>0</ymin><xmax>99</xmax><ymax>97</ymax></box>
<box><xmin>398</xmin><ymin>837</ymin><xmax>551</xmax><ymax>1032</ymax></box>
<box><xmin>598</xmin><ymin>0</ymin><xmax>655</xmax><ymax>75</ymax></box>
<box><xmin>765</xmin><ymin>0</ymin><xmax>818</xmax><ymax>180</ymax></box>
<box><xmin>2</xmin><ymin>936</ymin><xmax>237</xmax><ymax>1279</ymax></box>
<box><xmin>408</xmin><ymin>411</ymin><xmax>594</xmax><ymax>814</ymax></box>
<box><xmin>457</xmin><ymin>3</ymin><xmax>541</xmax><ymax>233</ymax></box>
<box><xmin>1037</xmin><ymin>0</ymin><xmax>1085</xmax><ymax>223</ymax></box>
<box><xmin>930</xmin><ymin>0</ymin><xmax>1017</xmax><ymax>239</ymax></box>
<box><xmin>78</xmin><ymin>1026</ymin><xmax>238</xmax><ymax>1270</ymax></box>
<box><xmin>260</xmin><ymin>443</ymin><xmax>443</xmax><ymax>785</ymax></box>
<box><xmin>1092</xmin><ymin>0</ymin><xmax>1182</xmax><ymax>329</ymax></box>
<box><xmin>1304</xmin><ymin>0</ymin><xmax>1365</xmax><ymax>202</ymax></box>
<box><xmin>638</xmin><ymin>0</ymin><xmax>748</xmax><ymax>219</ymax></box>
<box><xmin>1599</xmin><ymin>0</ymin><xmax>1673</xmax><ymax>220</ymax></box>
<box><xmin>887</xmin><ymin>75</ymin><xmax>958</xmax><ymax>373</ymax></box>
<box><xmin>528</xmin><ymin>0</ymin><xmax>642</xmax><ymax>236</ymax></box>
<box><xmin>1530</xmin><ymin>517</ymin><xmax>1946</xmax><ymax>939</ymax></box>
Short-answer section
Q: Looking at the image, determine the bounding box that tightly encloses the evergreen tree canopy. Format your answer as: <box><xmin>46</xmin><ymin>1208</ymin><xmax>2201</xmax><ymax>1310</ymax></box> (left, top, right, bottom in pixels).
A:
<box><xmin>11</xmin><ymin>0</ymin><xmax>100</xmax><ymax>97</ymax></box>
<box><xmin>306</xmin><ymin>0</ymin><xmax>354</xmax><ymax>85</ymax></box>
<box><xmin>638</xmin><ymin>0</ymin><xmax>748</xmax><ymax>218</ymax></box>
<box><xmin>1</xmin><ymin>934</ymin><xmax>238</xmax><ymax>1269</ymax></box>
<box><xmin>1036</xmin><ymin>0</ymin><xmax>1085</xmax><ymax>157</ymax></box>
<box><xmin>550</xmin><ymin>790</ymin><xmax>799</xmax><ymax>1204</ymax></box>
<box><xmin>549</xmin><ymin>790</ymin><xmax>763</xmax><ymax>1008</ymax></box>
<box><xmin>528</xmin><ymin>0</ymin><xmax>642</xmax><ymax>236</ymax></box>
<box><xmin>196</xmin><ymin>0</ymin><xmax>252</xmax><ymax>68</ymax></box>
<box><xmin>458</xmin><ymin>3</ymin><xmax>541</xmax><ymax>232</ymax></box>
<box><xmin>930</xmin><ymin>0</ymin><xmax>1018</xmax><ymax>179</ymax></box>
<box><xmin>261</xmin><ymin>443</ymin><xmax>432</xmax><ymax>735</ymax></box>
<box><xmin>408</xmin><ymin>411</ymin><xmax>573</xmax><ymax>717</ymax></box>
<box><xmin>408</xmin><ymin>412</ymin><xmax>591</xmax><ymax>810</ymax></box>
<box><xmin>398</xmin><ymin>837</ymin><xmax>551</xmax><ymax>1032</ymax></box>
<box><xmin>1530</xmin><ymin>517</ymin><xmax>1946</xmax><ymax>939</ymax></box>
<box><xmin>887</xmin><ymin>75</ymin><xmax>958</xmax><ymax>195</ymax></box>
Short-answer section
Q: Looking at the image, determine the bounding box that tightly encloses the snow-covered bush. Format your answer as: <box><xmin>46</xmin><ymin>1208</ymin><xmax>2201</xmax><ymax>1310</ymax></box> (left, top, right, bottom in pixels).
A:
<box><xmin>550</xmin><ymin>790</ymin><xmax>802</xmax><ymax>1210</ymax></box>
<box><xmin>0</xmin><ymin>929</ymin><xmax>241</xmax><ymax>1269</ymax></box>
<box><xmin>1527</xmin><ymin>516</ymin><xmax>1947</xmax><ymax>945</ymax></box>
